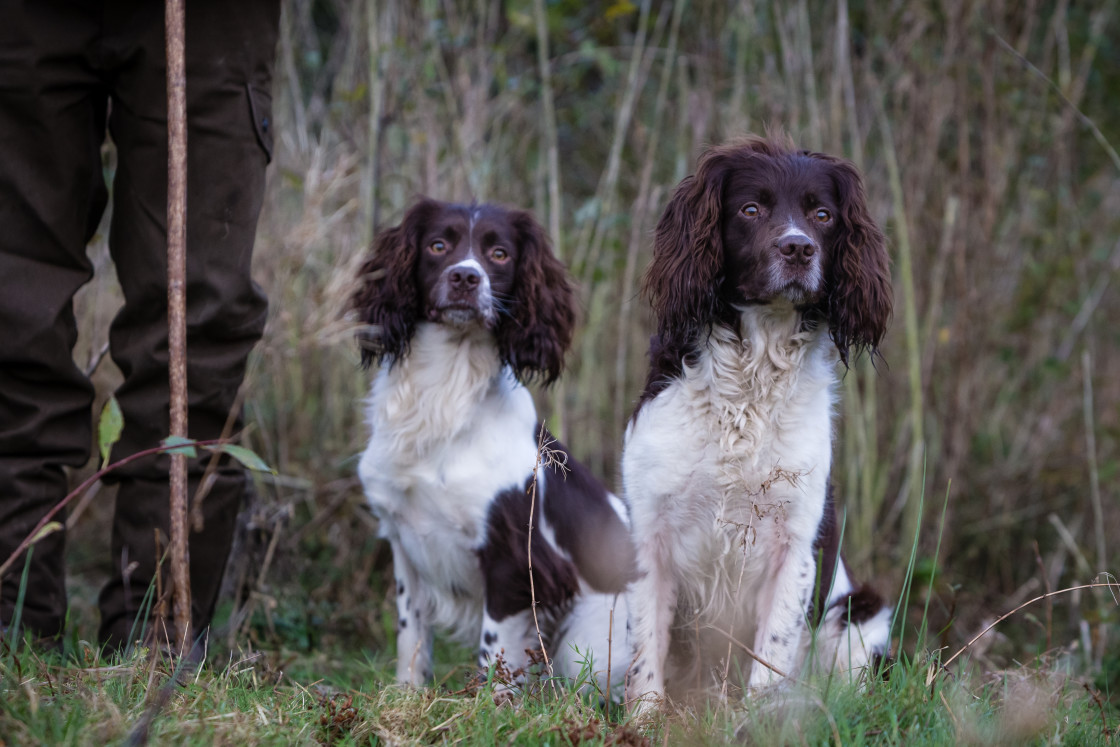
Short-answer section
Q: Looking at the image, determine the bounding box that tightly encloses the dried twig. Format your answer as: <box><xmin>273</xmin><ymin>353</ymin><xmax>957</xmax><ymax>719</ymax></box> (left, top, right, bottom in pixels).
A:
<box><xmin>708</xmin><ymin>625</ymin><xmax>789</xmax><ymax>679</ymax></box>
<box><xmin>0</xmin><ymin>439</ymin><xmax>232</xmax><ymax>581</ymax></box>
<box><xmin>938</xmin><ymin>582</ymin><xmax>1120</xmax><ymax>675</ymax></box>
<box><xmin>990</xmin><ymin>31</ymin><xmax>1120</xmax><ymax>174</ymax></box>
<box><xmin>531</xmin><ymin>0</ymin><xmax>562</xmax><ymax>259</ymax></box>
<box><xmin>190</xmin><ymin>386</ymin><xmax>249</xmax><ymax>533</ymax></box>
<box><xmin>526</xmin><ymin>424</ymin><xmax>568</xmax><ymax>681</ymax></box>
<box><xmin>1081</xmin><ymin>351</ymin><xmax>1107</xmax><ymax>581</ymax></box>
<box><xmin>1083</xmin><ymin>682</ymin><xmax>1113</xmax><ymax>745</ymax></box>
<box><xmin>165</xmin><ymin>0</ymin><xmax>191</xmax><ymax>654</ymax></box>
<box><xmin>1031</xmin><ymin>540</ymin><xmax>1052</xmax><ymax>653</ymax></box>
<box><xmin>124</xmin><ymin>641</ymin><xmax>205</xmax><ymax>747</ymax></box>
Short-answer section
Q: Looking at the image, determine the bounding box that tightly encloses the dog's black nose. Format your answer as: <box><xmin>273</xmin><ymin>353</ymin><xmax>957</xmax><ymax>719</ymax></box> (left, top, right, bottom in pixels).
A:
<box><xmin>449</xmin><ymin>266</ymin><xmax>481</xmax><ymax>290</ymax></box>
<box><xmin>779</xmin><ymin>238</ymin><xmax>816</xmax><ymax>265</ymax></box>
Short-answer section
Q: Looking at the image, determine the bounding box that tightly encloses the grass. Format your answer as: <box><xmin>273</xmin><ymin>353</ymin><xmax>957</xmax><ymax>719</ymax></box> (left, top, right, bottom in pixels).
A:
<box><xmin>2</xmin><ymin>608</ymin><xmax>1116</xmax><ymax>745</ymax></box>
<box><xmin>2</xmin><ymin>453</ymin><xmax>1116</xmax><ymax>745</ymax></box>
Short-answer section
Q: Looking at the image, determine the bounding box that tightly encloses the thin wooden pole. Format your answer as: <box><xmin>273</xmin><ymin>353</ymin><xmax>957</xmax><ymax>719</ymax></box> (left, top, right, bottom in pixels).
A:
<box><xmin>165</xmin><ymin>0</ymin><xmax>192</xmax><ymax>654</ymax></box>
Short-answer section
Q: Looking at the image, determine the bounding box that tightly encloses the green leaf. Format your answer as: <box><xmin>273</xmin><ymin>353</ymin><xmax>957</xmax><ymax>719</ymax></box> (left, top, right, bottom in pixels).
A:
<box><xmin>30</xmin><ymin>521</ymin><xmax>64</xmax><ymax>544</ymax></box>
<box><xmin>97</xmin><ymin>397</ymin><xmax>124</xmax><ymax>468</ymax></box>
<box><xmin>202</xmin><ymin>443</ymin><xmax>275</xmax><ymax>473</ymax></box>
<box><xmin>160</xmin><ymin>435</ymin><xmax>198</xmax><ymax>458</ymax></box>
<box><xmin>604</xmin><ymin>0</ymin><xmax>637</xmax><ymax>21</ymax></box>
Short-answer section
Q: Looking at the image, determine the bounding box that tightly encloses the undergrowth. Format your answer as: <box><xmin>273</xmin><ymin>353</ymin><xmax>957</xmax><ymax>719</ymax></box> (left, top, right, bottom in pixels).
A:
<box><xmin>1</xmin><ymin>617</ymin><xmax>1116</xmax><ymax>745</ymax></box>
<box><xmin>2</xmin><ymin>465</ymin><xmax>1116</xmax><ymax>745</ymax></box>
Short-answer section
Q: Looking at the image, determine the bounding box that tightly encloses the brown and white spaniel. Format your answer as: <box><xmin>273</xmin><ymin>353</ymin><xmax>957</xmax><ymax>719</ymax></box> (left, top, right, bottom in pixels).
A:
<box><xmin>623</xmin><ymin>136</ymin><xmax>894</xmax><ymax>710</ymax></box>
<box><xmin>351</xmin><ymin>199</ymin><xmax>633</xmax><ymax>695</ymax></box>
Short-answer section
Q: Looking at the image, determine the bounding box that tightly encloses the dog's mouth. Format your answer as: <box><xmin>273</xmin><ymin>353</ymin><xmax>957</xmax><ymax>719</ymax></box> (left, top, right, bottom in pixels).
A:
<box><xmin>770</xmin><ymin>261</ymin><xmax>823</xmax><ymax>305</ymax></box>
<box><xmin>429</xmin><ymin>302</ymin><xmax>493</xmax><ymax>327</ymax></box>
<box><xmin>431</xmin><ymin>303</ymin><xmax>480</xmax><ymax>322</ymax></box>
<box><xmin>774</xmin><ymin>279</ymin><xmax>820</xmax><ymax>306</ymax></box>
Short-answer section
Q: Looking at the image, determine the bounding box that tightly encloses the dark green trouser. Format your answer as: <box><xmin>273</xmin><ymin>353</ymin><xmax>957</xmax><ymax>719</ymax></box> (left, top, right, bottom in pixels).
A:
<box><xmin>0</xmin><ymin>0</ymin><xmax>280</xmax><ymax>648</ymax></box>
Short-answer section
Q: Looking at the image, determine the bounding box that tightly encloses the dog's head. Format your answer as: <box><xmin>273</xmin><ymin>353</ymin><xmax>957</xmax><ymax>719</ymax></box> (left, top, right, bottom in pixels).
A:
<box><xmin>351</xmin><ymin>199</ymin><xmax>576</xmax><ymax>384</ymax></box>
<box><xmin>644</xmin><ymin>135</ymin><xmax>892</xmax><ymax>365</ymax></box>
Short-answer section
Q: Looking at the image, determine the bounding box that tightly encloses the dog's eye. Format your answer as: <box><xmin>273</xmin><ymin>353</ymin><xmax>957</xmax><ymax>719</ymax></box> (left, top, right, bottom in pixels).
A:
<box><xmin>814</xmin><ymin>208</ymin><xmax>831</xmax><ymax>224</ymax></box>
<box><xmin>428</xmin><ymin>240</ymin><xmax>447</xmax><ymax>254</ymax></box>
<box><xmin>741</xmin><ymin>203</ymin><xmax>760</xmax><ymax>218</ymax></box>
<box><xmin>490</xmin><ymin>247</ymin><xmax>509</xmax><ymax>262</ymax></box>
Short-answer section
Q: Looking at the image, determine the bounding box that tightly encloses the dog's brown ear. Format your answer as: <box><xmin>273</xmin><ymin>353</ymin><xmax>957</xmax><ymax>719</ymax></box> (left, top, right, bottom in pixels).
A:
<box><xmin>813</xmin><ymin>154</ymin><xmax>893</xmax><ymax>365</ymax></box>
<box><xmin>495</xmin><ymin>210</ymin><xmax>576</xmax><ymax>386</ymax></box>
<box><xmin>351</xmin><ymin>199</ymin><xmax>442</xmax><ymax>367</ymax></box>
<box><xmin>644</xmin><ymin>153</ymin><xmax>729</xmax><ymax>351</ymax></box>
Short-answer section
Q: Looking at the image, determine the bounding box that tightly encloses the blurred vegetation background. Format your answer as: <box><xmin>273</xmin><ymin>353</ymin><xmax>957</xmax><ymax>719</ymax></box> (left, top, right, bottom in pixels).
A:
<box><xmin>70</xmin><ymin>0</ymin><xmax>1118</xmax><ymax>689</ymax></box>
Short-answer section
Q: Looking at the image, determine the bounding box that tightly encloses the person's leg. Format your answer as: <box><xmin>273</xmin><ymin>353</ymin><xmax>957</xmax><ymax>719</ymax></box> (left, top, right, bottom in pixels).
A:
<box><xmin>96</xmin><ymin>0</ymin><xmax>280</xmax><ymax>649</ymax></box>
<box><xmin>0</xmin><ymin>3</ymin><xmax>109</xmax><ymax>641</ymax></box>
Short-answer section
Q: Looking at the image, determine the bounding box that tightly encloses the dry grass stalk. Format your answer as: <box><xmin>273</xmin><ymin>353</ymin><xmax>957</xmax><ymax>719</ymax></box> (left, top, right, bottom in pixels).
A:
<box><xmin>525</xmin><ymin>424</ymin><xmax>567</xmax><ymax>679</ymax></box>
<box><xmin>937</xmin><ymin>580</ymin><xmax>1120</xmax><ymax>676</ymax></box>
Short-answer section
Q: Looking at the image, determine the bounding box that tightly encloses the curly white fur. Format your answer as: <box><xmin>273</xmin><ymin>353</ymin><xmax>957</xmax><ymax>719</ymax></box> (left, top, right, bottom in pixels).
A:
<box><xmin>360</xmin><ymin>324</ymin><xmax>534</xmax><ymax>651</ymax></box>
<box><xmin>359</xmin><ymin>322</ymin><xmax>628</xmax><ymax>692</ymax></box>
<box><xmin>624</xmin><ymin>303</ymin><xmax>885</xmax><ymax>707</ymax></box>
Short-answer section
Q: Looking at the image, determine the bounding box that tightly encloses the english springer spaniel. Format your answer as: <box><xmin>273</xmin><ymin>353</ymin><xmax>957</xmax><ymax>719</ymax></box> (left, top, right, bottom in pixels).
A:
<box><xmin>351</xmin><ymin>199</ymin><xmax>633</xmax><ymax>695</ymax></box>
<box><xmin>623</xmin><ymin>136</ymin><xmax>894</xmax><ymax>709</ymax></box>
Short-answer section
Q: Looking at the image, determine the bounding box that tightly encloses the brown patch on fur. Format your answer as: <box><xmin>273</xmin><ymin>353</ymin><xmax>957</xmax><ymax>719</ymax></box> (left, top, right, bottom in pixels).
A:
<box><xmin>476</xmin><ymin>481</ymin><xmax>579</xmax><ymax>621</ymax></box>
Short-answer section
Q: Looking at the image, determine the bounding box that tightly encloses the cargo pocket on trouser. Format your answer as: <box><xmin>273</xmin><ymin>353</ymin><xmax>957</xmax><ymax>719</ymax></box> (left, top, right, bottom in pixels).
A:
<box><xmin>246</xmin><ymin>83</ymin><xmax>273</xmax><ymax>163</ymax></box>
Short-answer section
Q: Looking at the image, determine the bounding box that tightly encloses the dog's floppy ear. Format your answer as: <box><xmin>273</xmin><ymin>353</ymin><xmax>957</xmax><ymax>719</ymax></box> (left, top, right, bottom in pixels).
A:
<box><xmin>814</xmin><ymin>154</ymin><xmax>893</xmax><ymax>365</ymax></box>
<box><xmin>495</xmin><ymin>210</ymin><xmax>576</xmax><ymax>386</ymax></box>
<box><xmin>643</xmin><ymin>147</ymin><xmax>732</xmax><ymax>359</ymax></box>
<box><xmin>351</xmin><ymin>198</ymin><xmax>442</xmax><ymax>367</ymax></box>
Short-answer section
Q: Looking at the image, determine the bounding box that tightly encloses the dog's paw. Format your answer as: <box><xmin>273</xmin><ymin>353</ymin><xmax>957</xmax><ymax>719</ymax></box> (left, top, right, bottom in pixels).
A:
<box><xmin>626</xmin><ymin>691</ymin><xmax>665</xmax><ymax>720</ymax></box>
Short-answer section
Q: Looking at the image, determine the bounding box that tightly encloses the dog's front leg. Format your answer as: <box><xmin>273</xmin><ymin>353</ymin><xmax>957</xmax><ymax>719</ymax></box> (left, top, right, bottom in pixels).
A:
<box><xmin>391</xmin><ymin>541</ymin><xmax>433</xmax><ymax>686</ymax></box>
<box><xmin>478</xmin><ymin>606</ymin><xmax>537</xmax><ymax>695</ymax></box>
<box><xmin>625</xmin><ymin>548</ymin><xmax>677</xmax><ymax>713</ymax></box>
<box><xmin>748</xmin><ymin>544</ymin><xmax>815</xmax><ymax>689</ymax></box>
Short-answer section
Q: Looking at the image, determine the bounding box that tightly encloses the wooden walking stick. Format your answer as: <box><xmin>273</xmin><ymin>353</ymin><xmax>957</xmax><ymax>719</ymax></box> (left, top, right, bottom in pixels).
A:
<box><xmin>165</xmin><ymin>0</ymin><xmax>192</xmax><ymax>655</ymax></box>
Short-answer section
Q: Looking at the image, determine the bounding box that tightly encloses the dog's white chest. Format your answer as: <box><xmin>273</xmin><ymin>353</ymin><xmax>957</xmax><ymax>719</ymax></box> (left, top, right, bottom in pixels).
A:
<box><xmin>623</xmin><ymin>319</ymin><xmax>836</xmax><ymax>607</ymax></box>
<box><xmin>361</xmin><ymin>375</ymin><xmax>538</xmax><ymax>529</ymax></box>
<box><xmin>357</xmin><ymin>336</ymin><xmax>541</xmax><ymax>636</ymax></box>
